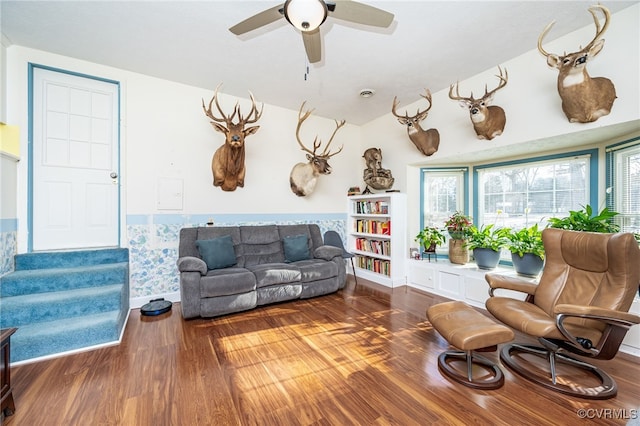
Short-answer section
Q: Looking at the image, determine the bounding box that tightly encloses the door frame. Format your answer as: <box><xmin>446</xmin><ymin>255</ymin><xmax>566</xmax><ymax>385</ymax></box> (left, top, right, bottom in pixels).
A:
<box><xmin>27</xmin><ymin>63</ymin><xmax>122</xmax><ymax>252</ymax></box>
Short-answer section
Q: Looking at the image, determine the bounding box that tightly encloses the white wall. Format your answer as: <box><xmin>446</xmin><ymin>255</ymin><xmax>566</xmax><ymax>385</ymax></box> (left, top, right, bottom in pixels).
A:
<box><xmin>123</xmin><ymin>73</ymin><xmax>362</xmax><ymax>215</ymax></box>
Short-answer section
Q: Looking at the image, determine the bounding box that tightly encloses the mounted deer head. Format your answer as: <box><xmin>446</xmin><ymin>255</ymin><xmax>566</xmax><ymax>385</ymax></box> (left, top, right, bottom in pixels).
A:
<box><xmin>392</xmin><ymin>89</ymin><xmax>440</xmax><ymax>156</ymax></box>
<box><xmin>538</xmin><ymin>4</ymin><xmax>616</xmax><ymax>123</ymax></box>
<box><xmin>449</xmin><ymin>66</ymin><xmax>508</xmax><ymax>140</ymax></box>
<box><xmin>289</xmin><ymin>102</ymin><xmax>345</xmax><ymax>197</ymax></box>
<box><xmin>202</xmin><ymin>83</ymin><xmax>263</xmax><ymax>191</ymax></box>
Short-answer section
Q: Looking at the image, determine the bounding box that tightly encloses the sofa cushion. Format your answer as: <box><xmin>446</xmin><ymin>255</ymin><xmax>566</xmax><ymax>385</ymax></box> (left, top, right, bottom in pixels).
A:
<box><xmin>293</xmin><ymin>258</ymin><xmax>338</xmax><ymax>283</ymax></box>
<box><xmin>196</xmin><ymin>235</ymin><xmax>237</xmax><ymax>270</ymax></box>
<box><xmin>200</xmin><ymin>268</ymin><xmax>256</xmax><ymax>297</ymax></box>
<box><xmin>283</xmin><ymin>234</ymin><xmax>310</xmax><ymax>262</ymax></box>
<box><xmin>278</xmin><ymin>224</ymin><xmax>323</xmax><ymax>251</ymax></box>
<box><xmin>240</xmin><ymin>225</ymin><xmax>284</xmax><ymax>267</ymax></box>
<box><xmin>247</xmin><ymin>263</ymin><xmax>301</xmax><ymax>288</ymax></box>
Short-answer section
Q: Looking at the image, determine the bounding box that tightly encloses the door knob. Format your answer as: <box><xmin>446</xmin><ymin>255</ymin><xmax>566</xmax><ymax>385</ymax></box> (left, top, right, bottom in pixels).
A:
<box><xmin>110</xmin><ymin>172</ymin><xmax>118</xmax><ymax>179</ymax></box>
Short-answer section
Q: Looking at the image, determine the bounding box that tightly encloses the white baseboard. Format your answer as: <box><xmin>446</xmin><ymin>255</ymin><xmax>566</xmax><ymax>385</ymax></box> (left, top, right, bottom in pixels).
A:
<box><xmin>130</xmin><ymin>291</ymin><xmax>181</xmax><ymax>309</ymax></box>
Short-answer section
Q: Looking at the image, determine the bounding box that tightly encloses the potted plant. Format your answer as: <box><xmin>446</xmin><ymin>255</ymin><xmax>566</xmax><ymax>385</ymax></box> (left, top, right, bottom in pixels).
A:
<box><xmin>445</xmin><ymin>211</ymin><xmax>473</xmax><ymax>240</ymax></box>
<box><xmin>415</xmin><ymin>226</ymin><xmax>446</xmax><ymax>253</ymax></box>
<box><xmin>506</xmin><ymin>224</ymin><xmax>545</xmax><ymax>277</ymax></box>
<box><xmin>466</xmin><ymin>224</ymin><xmax>510</xmax><ymax>270</ymax></box>
<box><xmin>445</xmin><ymin>211</ymin><xmax>473</xmax><ymax>264</ymax></box>
<box><xmin>547</xmin><ymin>204</ymin><xmax>620</xmax><ymax>233</ymax></box>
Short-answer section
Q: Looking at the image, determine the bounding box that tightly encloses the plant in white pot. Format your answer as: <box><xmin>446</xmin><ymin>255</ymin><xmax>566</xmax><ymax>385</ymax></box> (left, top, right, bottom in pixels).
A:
<box><xmin>506</xmin><ymin>224</ymin><xmax>545</xmax><ymax>277</ymax></box>
<box><xmin>466</xmin><ymin>224</ymin><xmax>510</xmax><ymax>270</ymax></box>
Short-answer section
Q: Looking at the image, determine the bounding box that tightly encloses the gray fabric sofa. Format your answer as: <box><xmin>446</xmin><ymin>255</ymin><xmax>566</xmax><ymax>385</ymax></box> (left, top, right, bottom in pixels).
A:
<box><xmin>177</xmin><ymin>224</ymin><xmax>346</xmax><ymax>319</ymax></box>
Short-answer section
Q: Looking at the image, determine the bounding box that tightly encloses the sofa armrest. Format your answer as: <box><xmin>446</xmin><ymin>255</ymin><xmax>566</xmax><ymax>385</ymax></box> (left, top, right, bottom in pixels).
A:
<box><xmin>177</xmin><ymin>256</ymin><xmax>207</xmax><ymax>275</ymax></box>
<box><xmin>313</xmin><ymin>245</ymin><xmax>343</xmax><ymax>261</ymax></box>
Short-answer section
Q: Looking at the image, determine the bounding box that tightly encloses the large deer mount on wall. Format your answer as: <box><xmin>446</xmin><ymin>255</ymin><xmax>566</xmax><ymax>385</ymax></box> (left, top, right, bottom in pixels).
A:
<box><xmin>538</xmin><ymin>4</ymin><xmax>616</xmax><ymax>123</ymax></box>
<box><xmin>391</xmin><ymin>89</ymin><xmax>440</xmax><ymax>156</ymax></box>
<box><xmin>449</xmin><ymin>66</ymin><xmax>508</xmax><ymax>140</ymax></box>
<box><xmin>202</xmin><ymin>84</ymin><xmax>263</xmax><ymax>191</ymax></box>
<box><xmin>289</xmin><ymin>102</ymin><xmax>345</xmax><ymax>197</ymax></box>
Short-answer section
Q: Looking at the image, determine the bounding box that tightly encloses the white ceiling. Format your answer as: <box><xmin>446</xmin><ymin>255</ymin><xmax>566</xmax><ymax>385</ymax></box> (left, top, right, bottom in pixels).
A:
<box><xmin>1</xmin><ymin>1</ymin><xmax>637</xmax><ymax>125</ymax></box>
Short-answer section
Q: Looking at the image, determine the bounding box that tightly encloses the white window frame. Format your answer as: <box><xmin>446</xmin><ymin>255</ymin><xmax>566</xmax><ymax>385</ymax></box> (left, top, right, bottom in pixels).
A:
<box><xmin>420</xmin><ymin>168</ymin><xmax>469</xmax><ymax>251</ymax></box>
<box><xmin>607</xmin><ymin>139</ymin><xmax>640</xmax><ymax>235</ymax></box>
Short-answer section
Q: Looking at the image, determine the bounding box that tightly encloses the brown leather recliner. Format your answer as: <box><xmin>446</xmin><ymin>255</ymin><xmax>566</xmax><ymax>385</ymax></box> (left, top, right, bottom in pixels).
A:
<box><xmin>485</xmin><ymin>228</ymin><xmax>640</xmax><ymax>399</ymax></box>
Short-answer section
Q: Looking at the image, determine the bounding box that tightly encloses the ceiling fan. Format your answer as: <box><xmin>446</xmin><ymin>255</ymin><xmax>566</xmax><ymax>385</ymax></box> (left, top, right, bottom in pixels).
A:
<box><xmin>229</xmin><ymin>0</ymin><xmax>394</xmax><ymax>63</ymax></box>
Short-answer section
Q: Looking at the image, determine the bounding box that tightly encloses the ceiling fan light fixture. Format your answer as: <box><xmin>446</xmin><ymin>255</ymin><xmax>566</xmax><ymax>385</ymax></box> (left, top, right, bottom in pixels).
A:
<box><xmin>284</xmin><ymin>0</ymin><xmax>328</xmax><ymax>32</ymax></box>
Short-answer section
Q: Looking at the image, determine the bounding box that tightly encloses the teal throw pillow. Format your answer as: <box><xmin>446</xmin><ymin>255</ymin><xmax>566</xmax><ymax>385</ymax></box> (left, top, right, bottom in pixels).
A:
<box><xmin>283</xmin><ymin>234</ymin><xmax>310</xmax><ymax>262</ymax></box>
<box><xmin>196</xmin><ymin>235</ymin><xmax>237</xmax><ymax>270</ymax></box>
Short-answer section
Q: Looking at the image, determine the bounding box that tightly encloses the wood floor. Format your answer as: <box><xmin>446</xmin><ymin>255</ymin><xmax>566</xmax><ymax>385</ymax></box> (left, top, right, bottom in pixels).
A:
<box><xmin>4</xmin><ymin>278</ymin><xmax>640</xmax><ymax>426</ymax></box>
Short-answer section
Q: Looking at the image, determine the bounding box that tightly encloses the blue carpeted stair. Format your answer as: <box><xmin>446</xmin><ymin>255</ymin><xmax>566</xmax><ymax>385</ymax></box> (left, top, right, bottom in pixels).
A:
<box><xmin>0</xmin><ymin>248</ymin><xmax>129</xmax><ymax>362</ymax></box>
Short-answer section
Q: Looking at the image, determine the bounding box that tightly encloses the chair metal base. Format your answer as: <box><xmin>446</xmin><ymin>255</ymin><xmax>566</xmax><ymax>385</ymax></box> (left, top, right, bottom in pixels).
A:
<box><xmin>437</xmin><ymin>350</ymin><xmax>505</xmax><ymax>390</ymax></box>
<box><xmin>500</xmin><ymin>343</ymin><xmax>617</xmax><ymax>400</ymax></box>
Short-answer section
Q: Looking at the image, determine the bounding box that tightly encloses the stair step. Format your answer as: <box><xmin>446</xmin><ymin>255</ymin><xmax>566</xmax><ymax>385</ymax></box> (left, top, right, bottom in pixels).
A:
<box><xmin>15</xmin><ymin>248</ymin><xmax>129</xmax><ymax>271</ymax></box>
<box><xmin>3</xmin><ymin>247</ymin><xmax>130</xmax><ymax>362</ymax></box>
<box><xmin>0</xmin><ymin>262</ymin><xmax>128</xmax><ymax>297</ymax></box>
<box><xmin>1</xmin><ymin>284</ymin><xmax>125</xmax><ymax>328</ymax></box>
<box><xmin>10</xmin><ymin>310</ymin><xmax>126</xmax><ymax>362</ymax></box>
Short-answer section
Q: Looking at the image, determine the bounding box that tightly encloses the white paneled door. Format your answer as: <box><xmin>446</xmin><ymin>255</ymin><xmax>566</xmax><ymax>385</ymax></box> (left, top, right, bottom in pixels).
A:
<box><xmin>32</xmin><ymin>68</ymin><xmax>119</xmax><ymax>250</ymax></box>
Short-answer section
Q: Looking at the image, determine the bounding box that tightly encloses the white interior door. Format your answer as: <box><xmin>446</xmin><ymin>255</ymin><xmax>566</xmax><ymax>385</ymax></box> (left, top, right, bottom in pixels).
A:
<box><xmin>32</xmin><ymin>68</ymin><xmax>119</xmax><ymax>251</ymax></box>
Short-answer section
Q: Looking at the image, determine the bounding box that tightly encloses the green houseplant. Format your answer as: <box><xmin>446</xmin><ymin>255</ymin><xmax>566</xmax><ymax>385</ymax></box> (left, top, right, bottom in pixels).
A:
<box><xmin>444</xmin><ymin>211</ymin><xmax>473</xmax><ymax>240</ymax></box>
<box><xmin>466</xmin><ymin>224</ymin><xmax>510</xmax><ymax>270</ymax></box>
<box><xmin>506</xmin><ymin>224</ymin><xmax>545</xmax><ymax>277</ymax></box>
<box><xmin>415</xmin><ymin>226</ymin><xmax>446</xmax><ymax>252</ymax></box>
<box><xmin>444</xmin><ymin>211</ymin><xmax>473</xmax><ymax>264</ymax></box>
<box><xmin>547</xmin><ymin>204</ymin><xmax>620</xmax><ymax>233</ymax></box>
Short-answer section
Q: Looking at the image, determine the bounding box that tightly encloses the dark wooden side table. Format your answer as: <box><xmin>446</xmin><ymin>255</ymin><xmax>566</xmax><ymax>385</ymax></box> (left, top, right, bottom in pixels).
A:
<box><xmin>1</xmin><ymin>327</ymin><xmax>17</xmax><ymax>418</ymax></box>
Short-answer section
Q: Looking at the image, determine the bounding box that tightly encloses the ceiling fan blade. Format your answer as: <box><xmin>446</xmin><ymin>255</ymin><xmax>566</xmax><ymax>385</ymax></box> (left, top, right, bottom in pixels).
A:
<box><xmin>302</xmin><ymin>29</ymin><xmax>322</xmax><ymax>63</ymax></box>
<box><xmin>329</xmin><ymin>1</ymin><xmax>394</xmax><ymax>28</ymax></box>
<box><xmin>229</xmin><ymin>3</ymin><xmax>285</xmax><ymax>35</ymax></box>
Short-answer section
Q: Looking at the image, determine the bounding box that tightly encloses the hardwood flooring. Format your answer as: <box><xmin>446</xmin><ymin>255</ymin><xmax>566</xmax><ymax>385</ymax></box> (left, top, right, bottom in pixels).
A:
<box><xmin>4</xmin><ymin>278</ymin><xmax>640</xmax><ymax>425</ymax></box>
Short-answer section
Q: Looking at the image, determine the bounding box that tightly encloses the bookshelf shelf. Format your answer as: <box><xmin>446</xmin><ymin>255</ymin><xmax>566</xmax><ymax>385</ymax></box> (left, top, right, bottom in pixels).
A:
<box><xmin>347</xmin><ymin>193</ymin><xmax>407</xmax><ymax>287</ymax></box>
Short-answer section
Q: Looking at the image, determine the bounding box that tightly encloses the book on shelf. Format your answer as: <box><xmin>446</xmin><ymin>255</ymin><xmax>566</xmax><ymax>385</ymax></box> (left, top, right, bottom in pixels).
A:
<box><xmin>355</xmin><ymin>255</ymin><xmax>391</xmax><ymax>276</ymax></box>
<box><xmin>355</xmin><ymin>238</ymin><xmax>391</xmax><ymax>256</ymax></box>
<box><xmin>354</xmin><ymin>200</ymin><xmax>389</xmax><ymax>215</ymax></box>
<box><xmin>355</xmin><ymin>219</ymin><xmax>391</xmax><ymax>235</ymax></box>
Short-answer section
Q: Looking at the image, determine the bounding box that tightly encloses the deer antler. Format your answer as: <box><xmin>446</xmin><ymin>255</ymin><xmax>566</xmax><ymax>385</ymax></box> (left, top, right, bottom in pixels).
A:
<box><xmin>202</xmin><ymin>83</ymin><xmax>234</xmax><ymax>124</ymax></box>
<box><xmin>585</xmin><ymin>5</ymin><xmax>610</xmax><ymax>51</ymax></box>
<box><xmin>449</xmin><ymin>67</ymin><xmax>507</xmax><ymax>103</ymax></box>
<box><xmin>239</xmin><ymin>92</ymin><xmax>264</xmax><ymax>125</ymax></box>
<box><xmin>538</xmin><ymin>5</ymin><xmax>610</xmax><ymax>58</ymax></box>
<box><xmin>448</xmin><ymin>81</ymin><xmax>475</xmax><ymax>103</ymax></box>
<box><xmin>202</xmin><ymin>83</ymin><xmax>263</xmax><ymax>126</ymax></box>
<box><xmin>296</xmin><ymin>102</ymin><xmax>321</xmax><ymax>156</ymax></box>
<box><xmin>296</xmin><ymin>102</ymin><xmax>344</xmax><ymax>158</ymax></box>
<box><xmin>321</xmin><ymin>119</ymin><xmax>346</xmax><ymax>158</ymax></box>
<box><xmin>392</xmin><ymin>91</ymin><xmax>433</xmax><ymax>121</ymax></box>
<box><xmin>482</xmin><ymin>66</ymin><xmax>508</xmax><ymax>101</ymax></box>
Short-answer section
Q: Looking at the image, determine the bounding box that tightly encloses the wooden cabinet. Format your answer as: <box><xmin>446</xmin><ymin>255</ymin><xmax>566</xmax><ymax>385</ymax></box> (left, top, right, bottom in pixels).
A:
<box><xmin>347</xmin><ymin>193</ymin><xmax>406</xmax><ymax>287</ymax></box>
<box><xmin>1</xmin><ymin>328</ymin><xmax>16</xmax><ymax>418</ymax></box>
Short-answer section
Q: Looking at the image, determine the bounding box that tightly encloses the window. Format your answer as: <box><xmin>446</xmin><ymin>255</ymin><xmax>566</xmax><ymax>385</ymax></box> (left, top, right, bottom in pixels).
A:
<box><xmin>607</xmin><ymin>139</ymin><xmax>640</xmax><ymax>235</ymax></box>
<box><xmin>420</xmin><ymin>168</ymin><xmax>468</xmax><ymax>230</ymax></box>
<box><xmin>474</xmin><ymin>149</ymin><xmax>598</xmax><ymax>231</ymax></box>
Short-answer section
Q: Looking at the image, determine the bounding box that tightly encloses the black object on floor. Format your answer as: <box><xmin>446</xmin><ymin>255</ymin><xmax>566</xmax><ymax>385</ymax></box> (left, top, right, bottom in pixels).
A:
<box><xmin>140</xmin><ymin>298</ymin><xmax>172</xmax><ymax>316</ymax></box>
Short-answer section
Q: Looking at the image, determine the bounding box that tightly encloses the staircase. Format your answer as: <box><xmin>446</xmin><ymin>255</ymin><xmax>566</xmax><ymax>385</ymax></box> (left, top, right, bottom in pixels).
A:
<box><xmin>0</xmin><ymin>248</ymin><xmax>130</xmax><ymax>363</ymax></box>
